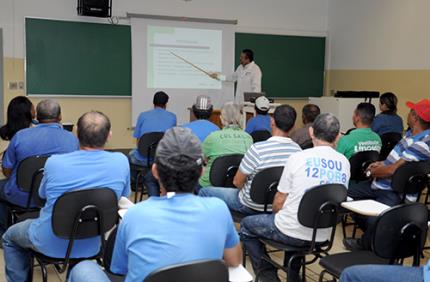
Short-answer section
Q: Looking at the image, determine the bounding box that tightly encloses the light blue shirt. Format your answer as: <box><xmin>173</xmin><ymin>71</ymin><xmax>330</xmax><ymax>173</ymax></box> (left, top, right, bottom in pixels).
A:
<box><xmin>245</xmin><ymin>114</ymin><xmax>271</xmax><ymax>134</ymax></box>
<box><xmin>182</xmin><ymin>119</ymin><xmax>219</xmax><ymax>143</ymax></box>
<box><xmin>28</xmin><ymin>150</ymin><xmax>130</xmax><ymax>258</ymax></box>
<box><xmin>133</xmin><ymin>108</ymin><xmax>177</xmax><ymax>162</ymax></box>
<box><xmin>371</xmin><ymin>113</ymin><xmax>404</xmax><ymax>135</ymax></box>
<box><xmin>2</xmin><ymin>123</ymin><xmax>79</xmax><ymax>206</ymax></box>
<box><xmin>110</xmin><ymin>194</ymin><xmax>239</xmax><ymax>281</ymax></box>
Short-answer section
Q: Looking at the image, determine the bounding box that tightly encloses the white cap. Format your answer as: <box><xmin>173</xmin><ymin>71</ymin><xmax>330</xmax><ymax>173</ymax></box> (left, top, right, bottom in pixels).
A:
<box><xmin>255</xmin><ymin>96</ymin><xmax>270</xmax><ymax>111</ymax></box>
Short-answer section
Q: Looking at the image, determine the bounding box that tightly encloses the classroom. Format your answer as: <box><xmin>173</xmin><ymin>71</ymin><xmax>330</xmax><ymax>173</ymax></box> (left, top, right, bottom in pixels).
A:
<box><xmin>0</xmin><ymin>0</ymin><xmax>430</xmax><ymax>281</ymax></box>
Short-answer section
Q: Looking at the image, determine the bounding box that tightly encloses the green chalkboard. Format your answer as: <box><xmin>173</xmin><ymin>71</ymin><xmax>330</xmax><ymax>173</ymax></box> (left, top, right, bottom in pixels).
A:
<box><xmin>235</xmin><ymin>33</ymin><xmax>325</xmax><ymax>98</ymax></box>
<box><xmin>26</xmin><ymin>18</ymin><xmax>131</xmax><ymax>96</ymax></box>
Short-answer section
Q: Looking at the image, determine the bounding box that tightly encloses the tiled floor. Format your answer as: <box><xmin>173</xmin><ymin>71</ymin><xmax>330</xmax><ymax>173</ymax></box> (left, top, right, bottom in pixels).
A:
<box><xmin>0</xmin><ymin>194</ymin><xmax>428</xmax><ymax>282</ymax></box>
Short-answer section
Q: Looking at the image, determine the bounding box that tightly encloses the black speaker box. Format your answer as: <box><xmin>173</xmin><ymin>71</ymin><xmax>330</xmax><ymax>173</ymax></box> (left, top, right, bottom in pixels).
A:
<box><xmin>77</xmin><ymin>0</ymin><xmax>112</xmax><ymax>18</ymax></box>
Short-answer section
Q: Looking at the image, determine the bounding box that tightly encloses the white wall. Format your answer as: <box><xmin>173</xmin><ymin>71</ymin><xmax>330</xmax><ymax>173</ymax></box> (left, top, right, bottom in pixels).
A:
<box><xmin>0</xmin><ymin>0</ymin><xmax>329</xmax><ymax>58</ymax></box>
<box><xmin>327</xmin><ymin>0</ymin><xmax>430</xmax><ymax>69</ymax></box>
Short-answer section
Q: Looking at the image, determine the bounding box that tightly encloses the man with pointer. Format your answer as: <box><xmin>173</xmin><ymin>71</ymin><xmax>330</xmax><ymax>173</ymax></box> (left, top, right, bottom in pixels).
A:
<box><xmin>210</xmin><ymin>49</ymin><xmax>262</xmax><ymax>103</ymax></box>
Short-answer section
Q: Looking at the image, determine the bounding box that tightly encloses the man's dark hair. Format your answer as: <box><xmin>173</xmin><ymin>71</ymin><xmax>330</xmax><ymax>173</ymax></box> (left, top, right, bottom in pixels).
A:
<box><xmin>412</xmin><ymin>110</ymin><xmax>430</xmax><ymax>130</ymax></box>
<box><xmin>380</xmin><ymin>92</ymin><xmax>398</xmax><ymax>114</ymax></box>
<box><xmin>255</xmin><ymin>106</ymin><xmax>269</xmax><ymax>115</ymax></box>
<box><xmin>302</xmin><ymin>104</ymin><xmax>320</xmax><ymax>124</ymax></box>
<box><xmin>36</xmin><ymin>99</ymin><xmax>61</xmax><ymax>122</ymax></box>
<box><xmin>77</xmin><ymin>111</ymin><xmax>111</xmax><ymax>148</ymax></box>
<box><xmin>192</xmin><ymin>106</ymin><xmax>213</xmax><ymax>120</ymax></box>
<box><xmin>153</xmin><ymin>91</ymin><xmax>169</xmax><ymax>107</ymax></box>
<box><xmin>155</xmin><ymin>156</ymin><xmax>202</xmax><ymax>193</ymax></box>
<box><xmin>355</xmin><ymin>103</ymin><xmax>376</xmax><ymax>125</ymax></box>
<box><xmin>312</xmin><ymin>113</ymin><xmax>340</xmax><ymax>143</ymax></box>
<box><xmin>242</xmin><ymin>49</ymin><xmax>254</xmax><ymax>62</ymax></box>
<box><xmin>273</xmin><ymin>104</ymin><xmax>296</xmax><ymax>132</ymax></box>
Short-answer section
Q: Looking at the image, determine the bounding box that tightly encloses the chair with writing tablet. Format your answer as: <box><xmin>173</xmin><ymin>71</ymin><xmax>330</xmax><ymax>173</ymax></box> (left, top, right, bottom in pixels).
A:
<box><xmin>209</xmin><ymin>154</ymin><xmax>244</xmax><ymax>188</ymax></box>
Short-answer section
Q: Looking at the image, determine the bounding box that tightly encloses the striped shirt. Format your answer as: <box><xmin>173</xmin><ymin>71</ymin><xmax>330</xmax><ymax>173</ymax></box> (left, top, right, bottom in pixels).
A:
<box><xmin>238</xmin><ymin>136</ymin><xmax>302</xmax><ymax>211</ymax></box>
<box><xmin>372</xmin><ymin>129</ymin><xmax>430</xmax><ymax>190</ymax></box>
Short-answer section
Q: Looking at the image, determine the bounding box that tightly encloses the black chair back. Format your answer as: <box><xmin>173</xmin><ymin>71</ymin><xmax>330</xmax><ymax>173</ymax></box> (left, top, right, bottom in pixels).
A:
<box><xmin>250</xmin><ymin>166</ymin><xmax>284</xmax><ymax>212</ymax></box>
<box><xmin>300</xmin><ymin>139</ymin><xmax>314</xmax><ymax>150</ymax></box>
<box><xmin>372</xmin><ymin>203</ymin><xmax>428</xmax><ymax>266</ymax></box>
<box><xmin>349</xmin><ymin>151</ymin><xmax>379</xmax><ymax>181</ymax></box>
<box><xmin>144</xmin><ymin>260</ymin><xmax>228</xmax><ymax>282</ymax></box>
<box><xmin>209</xmin><ymin>154</ymin><xmax>244</xmax><ymax>187</ymax></box>
<box><xmin>52</xmin><ymin>188</ymin><xmax>118</xmax><ymax>240</ymax></box>
<box><xmin>391</xmin><ymin>161</ymin><xmax>430</xmax><ymax>203</ymax></box>
<box><xmin>103</xmin><ymin>226</ymin><xmax>118</xmax><ymax>274</ymax></box>
<box><xmin>16</xmin><ymin>155</ymin><xmax>49</xmax><ymax>208</ymax></box>
<box><xmin>137</xmin><ymin>132</ymin><xmax>164</xmax><ymax>167</ymax></box>
<box><xmin>379</xmin><ymin>132</ymin><xmax>402</xmax><ymax>160</ymax></box>
<box><xmin>250</xmin><ymin>130</ymin><xmax>271</xmax><ymax>143</ymax></box>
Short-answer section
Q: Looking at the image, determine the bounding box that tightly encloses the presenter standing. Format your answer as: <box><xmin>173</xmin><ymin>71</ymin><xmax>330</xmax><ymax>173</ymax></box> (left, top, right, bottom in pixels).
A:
<box><xmin>210</xmin><ymin>49</ymin><xmax>262</xmax><ymax>103</ymax></box>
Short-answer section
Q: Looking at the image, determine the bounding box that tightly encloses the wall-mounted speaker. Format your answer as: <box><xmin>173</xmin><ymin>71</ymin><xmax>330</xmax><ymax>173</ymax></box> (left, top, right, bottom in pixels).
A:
<box><xmin>77</xmin><ymin>0</ymin><xmax>112</xmax><ymax>18</ymax></box>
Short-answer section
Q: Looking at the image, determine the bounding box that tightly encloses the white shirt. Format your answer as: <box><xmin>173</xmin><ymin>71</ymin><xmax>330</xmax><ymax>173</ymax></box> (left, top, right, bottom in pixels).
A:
<box><xmin>221</xmin><ymin>61</ymin><xmax>262</xmax><ymax>103</ymax></box>
<box><xmin>274</xmin><ymin>146</ymin><xmax>350</xmax><ymax>242</ymax></box>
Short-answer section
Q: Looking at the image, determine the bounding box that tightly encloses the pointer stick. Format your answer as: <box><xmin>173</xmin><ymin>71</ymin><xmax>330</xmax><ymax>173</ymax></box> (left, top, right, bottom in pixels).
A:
<box><xmin>170</xmin><ymin>51</ymin><xmax>219</xmax><ymax>80</ymax></box>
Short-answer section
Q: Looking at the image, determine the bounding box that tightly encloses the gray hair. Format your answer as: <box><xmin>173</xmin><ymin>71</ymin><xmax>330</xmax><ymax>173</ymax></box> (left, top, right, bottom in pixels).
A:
<box><xmin>220</xmin><ymin>102</ymin><xmax>242</xmax><ymax>127</ymax></box>
<box><xmin>312</xmin><ymin>113</ymin><xmax>340</xmax><ymax>143</ymax></box>
<box><xmin>36</xmin><ymin>99</ymin><xmax>61</xmax><ymax>121</ymax></box>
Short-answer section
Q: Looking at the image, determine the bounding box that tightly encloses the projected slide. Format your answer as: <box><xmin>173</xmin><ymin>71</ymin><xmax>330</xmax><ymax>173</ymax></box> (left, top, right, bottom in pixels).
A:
<box><xmin>147</xmin><ymin>26</ymin><xmax>222</xmax><ymax>89</ymax></box>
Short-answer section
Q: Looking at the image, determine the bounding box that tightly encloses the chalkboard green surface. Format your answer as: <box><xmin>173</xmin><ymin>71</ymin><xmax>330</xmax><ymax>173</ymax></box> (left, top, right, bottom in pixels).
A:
<box><xmin>235</xmin><ymin>33</ymin><xmax>325</xmax><ymax>98</ymax></box>
<box><xmin>26</xmin><ymin>18</ymin><xmax>131</xmax><ymax>96</ymax></box>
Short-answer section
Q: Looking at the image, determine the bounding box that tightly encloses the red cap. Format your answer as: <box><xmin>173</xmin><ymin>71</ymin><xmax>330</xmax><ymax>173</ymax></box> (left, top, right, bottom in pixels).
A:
<box><xmin>406</xmin><ymin>99</ymin><xmax>430</xmax><ymax>122</ymax></box>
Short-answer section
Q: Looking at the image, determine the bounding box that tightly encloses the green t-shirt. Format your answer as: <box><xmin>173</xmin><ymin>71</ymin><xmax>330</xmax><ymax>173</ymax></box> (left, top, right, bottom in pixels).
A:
<box><xmin>336</xmin><ymin>128</ymin><xmax>382</xmax><ymax>159</ymax></box>
<box><xmin>199</xmin><ymin>126</ymin><xmax>253</xmax><ymax>187</ymax></box>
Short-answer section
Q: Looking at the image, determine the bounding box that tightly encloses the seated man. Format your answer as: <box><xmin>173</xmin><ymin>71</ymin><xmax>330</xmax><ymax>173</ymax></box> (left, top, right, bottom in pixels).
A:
<box><xmin>0</xmin><ymin>99</ymin><xmax>78</xmax><ymax>237</ymax></box>
<box><xmin>3</xmin><ymin>111</ymin><xmax>131</xmax><ymax>282</ymax></box>
<box><xmin>199</xmin><ymin>102</ymin><xmax>253</xmax><ymax>188</ymax></box>
<box><xmin>240</xmin><ymin>113</ymin><xmax>350</xmax><ymax>282</ymax></box>
<box><xmin>68</xmin><ymin>127</ymin><xmax>242</xmax><ymax>282</ymax></box>
<box><xmin>129</xmin><ymin>91</ymin><xmax>177</xmax><ymax>196</ymax></box>
<box><xmin>245</xmin><ymin>96</ymin><xmax>271</xmax><ymax>134</ymax></box>
<box><xmin>199</xmin><ymin>105</ymin><xmax>302</xmax><ymax>215</ymax></box>
<box><xmin>345</xmin><ymin>99</ymin><xmax>430</xmax><ymax>251</ymax></box>
<box><xmin>337</xmin><ymin>102</ymin><xmax>382</xmax><ymax>159</ymax></box>
<box><xmin>182</xmin><ymin>95</ymin><xmax>219</xmax><ymax>142</ymax></box>
<box><xmin>290</xmin><ymin>103</ymin><xmax>320</xmax><ymax>148</ymax></box>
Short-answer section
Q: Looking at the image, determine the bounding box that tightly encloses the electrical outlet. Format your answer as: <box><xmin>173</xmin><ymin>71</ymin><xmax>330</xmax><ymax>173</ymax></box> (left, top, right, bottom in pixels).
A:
<box><xmin>9</xmin><ymin>82</ymin><xmax>18</xmax><ymax>90</ymax></box>
<box><xmin>18</xmin><ymin>81</ymin><xmax>24</xmax><ymax>90</ymax></box>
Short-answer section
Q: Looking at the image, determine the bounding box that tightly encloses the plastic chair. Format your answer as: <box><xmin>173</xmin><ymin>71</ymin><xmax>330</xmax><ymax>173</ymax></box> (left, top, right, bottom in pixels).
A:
<box><xmin>379</xmin><ymin>132</ymin><xmax>402</xmax><ymax>160</ymax></box>
<box><xmin>319</xmin><ymin>203</ymin><xmax>428</xmax><ymax>281</ymax></box>
<box><xmin>255</xmin><ymin>184</ymin><xmax>347</xmax><ymax>282</ymax></box>
<box><xmin>349</xmin><ymin>151</ymin><xmax>379</xmax><ymax>182</ymax></box>
<box><xmin>209</xmin><ymin>154</ymin><xmax>244</xmax><ymax>188</ymax></box>
<box><xmin>300</xmin><ymin>139</ymin><xmax>313</xmax><ymax>150</ymax></box>
<box><xmin>391</xmin><ymin>161</ymin><xmax>430</xmax><ymax>203</ymax></box>
<box><xmin>250</xmin><ymin>130</ymin><xmax>271</xmax><ymax>143</ymax></box>
<box><xmin>29</xmin><ymin>188</ymin><xmax>119</xmax><ymax>282</ymax></box>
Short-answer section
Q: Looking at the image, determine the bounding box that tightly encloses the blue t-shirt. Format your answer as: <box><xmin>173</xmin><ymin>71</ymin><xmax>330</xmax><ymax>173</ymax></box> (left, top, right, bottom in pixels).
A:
<box><xmin>28</xmin><ymin>150</ymin><xmax>131</xmax><ymax>258</ymax></box>
<box><xmin>2</xmin><ymin>123</ymin><xmax>79</xmax><ymax>206</ymax></box>
<box><xmin>371</xmin><ymin>113</ymin><xmax>404</xmax><ymax>135</ymax></box>
<box><xmin>245</xmin><ymin>114</ymin><xmax>271</xmax><ymax>134</ymax></box>
<box><xmin>182</xmin><ymin>119</ymin><xmax>219</xmax><ymax>143</ymax></box>
<box><xmin>110</xmin><ymin>194</ymin><xmax>239</xmax><ymax>281</ymax></box>
<box><xmin>133</xmin><ymin>108</ymin><xmax>177</xmax><ymax>162</ymax></box>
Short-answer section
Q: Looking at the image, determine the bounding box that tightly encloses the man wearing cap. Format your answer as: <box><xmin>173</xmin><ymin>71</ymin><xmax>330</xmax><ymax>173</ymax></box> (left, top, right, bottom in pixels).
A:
<box><xmin>199</xmin><ymin>105</ymin><xmax>301</xmax><ymax>215</ymax></box>
<box><xmin>245</xmin><ymin>96</ymin><xmax>272</xmax><ymax>135</ymax></box>
<box><xmin>68</xmin><ymin>127</ymin><xmax>243</xmax><ymax>282</ymax></box>
<box><xmin>129</xmin><ymin>91</ymin><xmax>177</xmax><ymax>197</ymax></box>
<box><xmin>182</xmin><ymin>95</ymin><xmax>219</xmax><ymax>143</ymax></box>
<box><xmin>345</xmin><ymin>99</ymin><xmax>430</xmax><ymax>251</ymax></box>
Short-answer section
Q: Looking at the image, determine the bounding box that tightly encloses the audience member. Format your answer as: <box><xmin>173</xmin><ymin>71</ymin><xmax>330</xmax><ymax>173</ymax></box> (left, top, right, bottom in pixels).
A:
<box><xmin>372</xmin><ymin>92</ymin><xmax>404</xmax><ymax>135</ymax></box>
<box><xmin>199</xmin><ymin>105</ymin><xmax>301</xmax><ymax>214</ymax></box>
<box><xmin>68</xmin><ymin>127</ymin><xmax>242</xmax><ymax>282</ymax></box>
<box><xmin>290</xmin><ymin>104</ymin><xmax>320</xmax><ymax>148</ymax></box>
<box><xmin>240</xmin><ymin>113</ymin><xmax>350</xmax><ymax>282</ymax></box>
<box><xmin>337</xmin><ymin>103</ymin><xmax>382</xmax><ymax>159</ymax></box>
<box><xmin>129</xmin><ymin>91</ymin><xmax>177</xmax><ymax>196</ymax></box>
<box><xmin>0</xmin><ymin>97</ymin><xmax>35</xmax><ymax>153</ymax></box>
<box><xmin>0</xmin><ymin>100</ymin><xmax>78</xmax><ymax>237</ymax></box>
<box><xmin>345</xmin><ymin>99</ymin><xmax>430</xmax><ymax>251</ymax></box>
<box><xmin>245</xmin><ymin>96</ymin><xmax>271</xmax><ymax>134</ymax></box>
<box><xmin>199</xmin><ymin>102</ymin><xmax>253</xmax><ymax>188</ymax></box>
<box><xmin>182</xmin><ymin>95</ymin><xmax>219</xmax><ymax>142</ymax></box>
<box><xmin>2</xmin><ymin>111</ymin><xmax>130</xmax><ymax>282</ymax></box>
